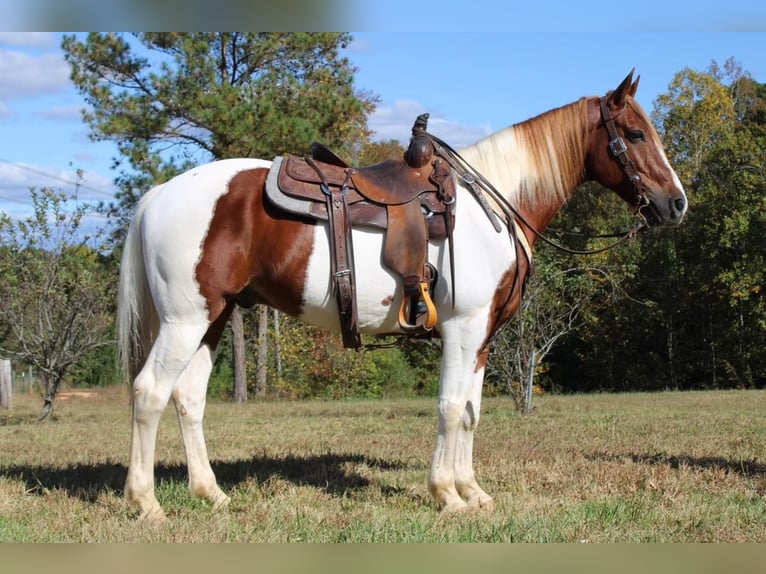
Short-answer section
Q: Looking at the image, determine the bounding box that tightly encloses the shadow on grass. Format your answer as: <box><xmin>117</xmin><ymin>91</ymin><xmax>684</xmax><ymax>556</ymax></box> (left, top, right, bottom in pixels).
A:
<box><xmin>0</xmin><ymin>452</ymin><xmax>410</xmax><ymax>504</ymax></box>
<box><xmin>587</xmin><ymin>451</ymin><xmax>766</xmax><ymax>493</ymax></box>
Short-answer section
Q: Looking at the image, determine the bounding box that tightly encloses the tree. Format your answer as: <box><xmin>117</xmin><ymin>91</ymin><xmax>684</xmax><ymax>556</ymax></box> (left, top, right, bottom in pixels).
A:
<box><xmin>0</xmin><ymin>186</ymin><xmax>115</xmax><ymax>419</ymax></box>
<box><xmin>357</xmin><ymin>138</ymin><xmax>406</xmax><ymax>165</ymax></box>
<box><xmin>63</xmin><ymin>33</ymin><xmax>378</xmax><ymax>398</ymax></box>
<box><xmin>652</xmin><ymin>65</ymin><xmax>737</xmax><ymax>183</ymax></box>
<box><xmin>486</xmin><ymin>249</ymin><xmax>624</xmax><ymax>411</ymax></box>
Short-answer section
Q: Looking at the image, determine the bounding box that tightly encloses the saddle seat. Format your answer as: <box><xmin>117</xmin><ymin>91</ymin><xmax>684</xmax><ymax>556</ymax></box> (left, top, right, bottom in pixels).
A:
<box><xmin>271</xmin><ymin>119</ymin><xmax>456</xmax><ymax>348</ymax></box>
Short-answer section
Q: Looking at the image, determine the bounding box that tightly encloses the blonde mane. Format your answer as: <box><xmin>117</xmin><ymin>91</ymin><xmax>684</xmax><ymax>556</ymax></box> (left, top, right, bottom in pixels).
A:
<box><xmin>458</xmin><ymin>98</ymin><xmax>590</xmax><ymax>212</ymax></box>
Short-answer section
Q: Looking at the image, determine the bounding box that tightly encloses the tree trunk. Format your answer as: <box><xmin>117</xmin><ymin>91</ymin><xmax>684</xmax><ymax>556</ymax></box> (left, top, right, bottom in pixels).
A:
<box><xmin>0</xmin><ymin>359</ymin><xmax>11</xmax><ymax>410</ymax></box>
<box><xmin>272</xmin><ymin>308</ymin><xmax>282</xmax><ymax>380</ymax></box>
<box><xmin>231</xmin><ymin>305</ymin><xmax>247</xmax><ymax>403</ymax></box>
<box><xmin>39</xmin><ymin>373</ymin><xmax>60</xmax><ymax>421</ymax></box>
<box><xmin>255</xmin><ymin>305</ymin><xmax>268</xmax><ymax>396</ymax></box>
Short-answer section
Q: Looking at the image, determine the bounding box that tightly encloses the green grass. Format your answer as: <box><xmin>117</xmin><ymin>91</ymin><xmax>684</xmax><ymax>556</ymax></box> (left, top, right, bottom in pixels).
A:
<box><xmin>0</xmin><ymin>388</ymin><xmax>764</xmax><ymax>542</ymax></box>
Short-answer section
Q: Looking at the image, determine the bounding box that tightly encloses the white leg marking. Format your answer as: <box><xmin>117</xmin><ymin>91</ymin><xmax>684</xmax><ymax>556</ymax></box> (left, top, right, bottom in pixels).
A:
<box><xmin>125</xmin><ymin>322</ymin><xmax>208</xmax><ymax>521</ymax></box>
<box><xmin>427</xmin><ymin>313</ymin><xmax>491</xmax><ymax>513</ymax></box>
<box><xmin>454</xmin><ymin>367</ymin><xmax>495</xmax><ymax>511</ymax></box>
<box><xmin>172</xmin><ymin>344</ymin><xmax>230</xmax><ymax>509</ymax></box>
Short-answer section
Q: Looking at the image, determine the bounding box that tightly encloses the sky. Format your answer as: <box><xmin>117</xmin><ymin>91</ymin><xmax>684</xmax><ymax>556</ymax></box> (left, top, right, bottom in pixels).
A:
<box><xmin>0</xmin><ymin>30</ymin><xmax>764</xmax><ymax>221</ymax></box>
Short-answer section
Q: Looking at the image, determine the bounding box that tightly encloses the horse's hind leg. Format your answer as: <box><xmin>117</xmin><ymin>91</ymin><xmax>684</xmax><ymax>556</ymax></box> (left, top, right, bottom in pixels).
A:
<box><xmin>125</xmin><ymin>321</ymin><xmax>209</xmax><ymax>521</ymax></box>
<box><xmin>171</xmin><ymin>342</ymin><xmax>230</xmax><ymax>509</ymax></box>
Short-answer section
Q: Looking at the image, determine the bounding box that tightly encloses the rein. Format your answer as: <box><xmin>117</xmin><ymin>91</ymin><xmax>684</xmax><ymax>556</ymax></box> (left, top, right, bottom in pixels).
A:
<box><xmin>419</xmin><ymin>126</ymin><xmax>647</xmax><ymax>258</ymax></box>
<box><xmin>420</xmin><ymin>93</ymin><xmax>655</xmax><ymax>255</ymax></box>
<box><xmin>364</xmin><ymin>99</ymin><xmax>649</xmax><ymax>349</ymax></box>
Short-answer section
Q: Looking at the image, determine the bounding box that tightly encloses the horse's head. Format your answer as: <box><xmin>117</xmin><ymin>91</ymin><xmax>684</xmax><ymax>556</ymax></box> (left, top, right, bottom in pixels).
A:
<box><xmin>586</xmin><ymin>70</ymin><xmax>687</xmax><ymax>227</ymax></box>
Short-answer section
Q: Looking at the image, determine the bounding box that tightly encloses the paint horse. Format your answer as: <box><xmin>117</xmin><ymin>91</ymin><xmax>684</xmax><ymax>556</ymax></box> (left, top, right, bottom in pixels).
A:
<box><xmin>118</xmin><ymin>71</ymin><xmax>687</xmax><ymax>520</ymax></box>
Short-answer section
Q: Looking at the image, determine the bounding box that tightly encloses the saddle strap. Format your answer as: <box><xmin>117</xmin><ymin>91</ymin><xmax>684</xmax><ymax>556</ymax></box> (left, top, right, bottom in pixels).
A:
<box><xmin>306</xmin><ymin>157</ymin><xmax>361</xmax><ymax>348</ymax></box>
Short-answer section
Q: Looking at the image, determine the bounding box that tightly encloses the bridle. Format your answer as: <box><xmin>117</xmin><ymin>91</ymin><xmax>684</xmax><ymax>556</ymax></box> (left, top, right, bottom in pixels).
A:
<box><xmin>599</xmin><ymin>95</ymin><xmax>652</xmax><ymax>221</ymax></box>
<box><xmin>415</xmin><ymin>96</ymin><xmax>651</xmax><ymax>259</ymax></box>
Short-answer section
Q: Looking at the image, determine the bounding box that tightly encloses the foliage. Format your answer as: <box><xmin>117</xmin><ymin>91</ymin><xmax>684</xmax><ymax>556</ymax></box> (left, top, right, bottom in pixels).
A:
<box><xmin>486</xmin><ymin>235</ymin><xmax>635</xmax><ymax>409</ymax></box>
<box><xmin>0</xmin><ymin>186</ymin><xmax>116</xmax><ymax>415</ymax></box>
<box><xmin>264</xmin><ymin>316</ymin><xmax>436</xmax><ymax>399</ymax></box>
<box><xmin>62</xmin><ymin>32</ymin><xmax>380</xmax><ymax>398</ymax></box>
<box><xmin>357</xmin><ymin>138</ymin><xmax>406</xmax><ymax>164</ymax></box>
<box><xmin>63</xmin><ymin>32</ymin><xmax>377</xmax><ymax>225</ymax></box>
<box><xmin>548</xmin><ymin>60</ymin><xmax>766</xmax><ymax>392</ymax></box>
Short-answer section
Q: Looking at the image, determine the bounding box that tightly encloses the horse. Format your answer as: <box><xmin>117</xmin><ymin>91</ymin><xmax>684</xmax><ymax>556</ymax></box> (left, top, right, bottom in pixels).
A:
<box><xmin>118</xmin><ymin>70</ymin><xmax>687</xmax><ymax>520</ymax></box>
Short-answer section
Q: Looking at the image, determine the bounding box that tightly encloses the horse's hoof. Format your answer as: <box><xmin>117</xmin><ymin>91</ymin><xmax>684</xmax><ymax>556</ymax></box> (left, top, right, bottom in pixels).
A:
<box><xmin>211</xmin><ymin>492</ymin><xmax>231</xmax><ymax>510</ymax></box>
<box><xmin>440</xmin><ymin>499</ymin><xmax>470</xmax><ymax>515</ymax></box>
<box><xmin>138</xmin><ymin>506</ymin><xmax>168</xmax><ymax>522</ymax></box>
<box><xmin>465</xmin><ymin>493</ymin><xmax>495</xmax><ymax>512</ymax></box>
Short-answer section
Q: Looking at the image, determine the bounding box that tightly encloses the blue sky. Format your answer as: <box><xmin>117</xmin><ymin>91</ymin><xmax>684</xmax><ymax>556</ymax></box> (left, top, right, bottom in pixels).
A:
<box><xmin>0</xmin><ymin>31</ymin><xmax>764</xmax><ymax>220</ymax></box>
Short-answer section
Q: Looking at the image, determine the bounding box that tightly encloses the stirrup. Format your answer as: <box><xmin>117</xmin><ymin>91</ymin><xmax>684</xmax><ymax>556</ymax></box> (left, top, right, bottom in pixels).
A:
<box><xmin>398</xmin><ymin>281</ymin><xmax>437</xmax><ymax>333</ymax></box>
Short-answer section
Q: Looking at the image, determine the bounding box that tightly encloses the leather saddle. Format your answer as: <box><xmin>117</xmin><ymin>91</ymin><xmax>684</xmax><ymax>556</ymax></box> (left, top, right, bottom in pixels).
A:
<box><xmin>265</xmin><ymin>114</ymin><xmax>456</xmax><ymax>348</ymax></box>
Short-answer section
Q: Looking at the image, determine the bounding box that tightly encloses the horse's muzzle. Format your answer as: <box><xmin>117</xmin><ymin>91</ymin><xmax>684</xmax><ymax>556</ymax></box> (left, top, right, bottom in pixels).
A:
<box><xmin>644</xmin><ymin>191</ymin><xmax>687</xmax><ymax>226</ymax></box>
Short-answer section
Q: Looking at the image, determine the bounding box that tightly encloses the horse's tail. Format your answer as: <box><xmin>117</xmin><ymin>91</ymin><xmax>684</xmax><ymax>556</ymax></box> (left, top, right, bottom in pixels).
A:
<box><xmin>117</xmin><ymin>185</ymin><xmax>163</xmax><ymax>383</ymax></box>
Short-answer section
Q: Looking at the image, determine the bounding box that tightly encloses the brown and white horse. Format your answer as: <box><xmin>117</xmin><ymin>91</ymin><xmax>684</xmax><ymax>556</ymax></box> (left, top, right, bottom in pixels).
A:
<box><xmin>118</xmin><ymin>71</ymin><xmax>686</xmax><ymax>520</ymax></box>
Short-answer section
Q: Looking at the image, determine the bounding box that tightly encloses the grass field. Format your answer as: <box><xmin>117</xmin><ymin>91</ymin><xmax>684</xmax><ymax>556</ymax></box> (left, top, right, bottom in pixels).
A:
<box><xmin>0</xmin><ymin>387</ymin><xmax>763</xmax><ymax>542</ymax></box>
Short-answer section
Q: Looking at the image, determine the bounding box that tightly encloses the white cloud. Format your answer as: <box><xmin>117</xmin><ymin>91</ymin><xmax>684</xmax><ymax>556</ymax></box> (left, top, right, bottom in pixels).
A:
<box><xmin>36</xmin><ymin>105</ymin><xmax>83</xmax><ymax>122</ymax></box>
<box><xmin>0</xmin><ymin>49</ymin><xmax>71</xmax><ymax>100</ymax></box>
<box><xmin>0</xmin><ymin>33</ymin><xmax>57</xmax><ymax>49</ymax></box>
<box><xmin>369</xmin><ymin>100</ymin><xmax>493</xmax><ymax>150</ymax></box>
<box><xmin>346</xmin><ymin>36</ymin><xmax>371</xmax><ymax>54</ymax></box>
<box><xmin>0</xmin><ymin>161</ymin><xmax>116</xmax><ymax>208</ymax></box>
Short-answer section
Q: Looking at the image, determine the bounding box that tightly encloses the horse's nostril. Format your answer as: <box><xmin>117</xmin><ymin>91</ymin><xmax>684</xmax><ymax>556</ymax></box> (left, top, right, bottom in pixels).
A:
<box><xmin>674</xmin><ymin>197</ymin><xmax>687</xmax><ymax>213</ymax></box>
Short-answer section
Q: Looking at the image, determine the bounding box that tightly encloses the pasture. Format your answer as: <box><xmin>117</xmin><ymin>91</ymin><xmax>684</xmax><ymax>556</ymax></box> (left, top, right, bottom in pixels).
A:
<box><xmin>0</xmin><ymin>388</ymin><xmax>763</xmax><ymax>542</ymax></box>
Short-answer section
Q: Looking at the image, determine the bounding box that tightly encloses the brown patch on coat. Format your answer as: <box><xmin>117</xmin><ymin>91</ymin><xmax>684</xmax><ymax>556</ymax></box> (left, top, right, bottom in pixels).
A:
<box><xmin>195</xmin><ymin>168</ymin><xmax>316</xmax><ymax>346</ymax></box>
<box><xmin>474</xmin><ymin>249</ymin><xmax>532</xmax><ymax>373</ymax></box>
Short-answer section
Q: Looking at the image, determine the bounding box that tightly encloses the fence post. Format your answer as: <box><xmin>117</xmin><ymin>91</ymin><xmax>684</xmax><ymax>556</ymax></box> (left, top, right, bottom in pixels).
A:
<box><xmin>0</xmin><ymin>359</ymin><xmax>11</xmax><ymax>409</ymax></box>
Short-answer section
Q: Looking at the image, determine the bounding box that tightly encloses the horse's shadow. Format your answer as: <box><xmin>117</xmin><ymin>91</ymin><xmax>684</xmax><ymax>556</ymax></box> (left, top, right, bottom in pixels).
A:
<box><xmin>586</xmin><ymin>451</ymin><xmax>766</xmax><ymax>493</ymax></box>
<box><xmin>0</xmin><ymin>452</ymin><xmax>412</xmax><ymax>504</ymax></box>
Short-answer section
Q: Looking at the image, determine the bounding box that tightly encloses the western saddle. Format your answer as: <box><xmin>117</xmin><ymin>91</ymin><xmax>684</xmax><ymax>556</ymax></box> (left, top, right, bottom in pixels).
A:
<box><xmin>269</xmin><ymin>114</ymin><xmax>456</xmax><ymax>348</ymax></box>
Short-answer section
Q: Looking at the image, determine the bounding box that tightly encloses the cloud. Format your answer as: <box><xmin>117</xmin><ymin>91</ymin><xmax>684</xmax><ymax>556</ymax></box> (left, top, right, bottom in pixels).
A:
<box><xmin>0</xmin><ymin>161</ymin><xmax>116</xmax><ymax>212</ymax></box>
<box><xmin>0</xmin><ymin>32</ymin><xmax>57</xmax><ymax>48</ymax></box>
<box><xmin>369</xmin><ymin>100</ymin><xmax>493</xmax><ymax>149</ymax></box>
<box><xmin>0</xmin><ymin>49</ymin><xmax>71</xmax><ymax>100</ymax></box>
<box><xmin>36</xmin><ymin>105</ymin><xmax>83</xmax><ymax>122</ymax></box>
<box><xmin>346</xmin><ymin>36</ymin><xmax>371</xmax><ymax>54</ymax></box>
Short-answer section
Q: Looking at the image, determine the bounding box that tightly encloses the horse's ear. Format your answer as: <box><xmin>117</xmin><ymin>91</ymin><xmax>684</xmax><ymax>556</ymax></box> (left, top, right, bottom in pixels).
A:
<box><xmin>609</xmin><ymin>68</ymin><xmax>636</xmax><ymax>107</ymax></box>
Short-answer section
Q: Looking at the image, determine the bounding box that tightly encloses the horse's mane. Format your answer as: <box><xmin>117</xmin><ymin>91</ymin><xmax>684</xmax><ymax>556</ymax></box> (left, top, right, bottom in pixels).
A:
<box><xmin>458</xmin><ymin>97</ymin><xmax>590</xmax><ymax>210</ymax></box>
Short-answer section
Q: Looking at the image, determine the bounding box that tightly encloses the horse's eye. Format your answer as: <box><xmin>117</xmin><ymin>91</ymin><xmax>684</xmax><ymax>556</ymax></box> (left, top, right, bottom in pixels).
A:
<box><xmin>627</xmin><ymin>130</ymin><xmax>645</xmax><ymax>142</ymax></box>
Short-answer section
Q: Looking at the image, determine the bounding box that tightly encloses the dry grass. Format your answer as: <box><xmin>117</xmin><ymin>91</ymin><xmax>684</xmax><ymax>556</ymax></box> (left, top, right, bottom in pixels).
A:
<box><xmin>0</xmin><ymin>387</ymin><xmax>764</xmax><ymax>542</ymax></box>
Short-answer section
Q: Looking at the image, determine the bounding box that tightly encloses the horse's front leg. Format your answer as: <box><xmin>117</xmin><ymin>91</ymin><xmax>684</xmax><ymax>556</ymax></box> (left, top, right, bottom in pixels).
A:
<box><xmin>453</xmin><ymin>354</ymin><xmax>495</xmax><ymax>511</ymax></box>
<box><xmin>427</xmin><ymin>317</ymin><xmax>489</xmax><ymax>513</ymax></box>
<box><xmin>428</xmin><ymin>396</ymin><xmax>470</xmax><ymax>512</ymax></box>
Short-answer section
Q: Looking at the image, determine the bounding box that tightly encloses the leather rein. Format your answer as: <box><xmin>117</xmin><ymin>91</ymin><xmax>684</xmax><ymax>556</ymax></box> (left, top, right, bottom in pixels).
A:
<box><xmin>418</xmin><ymin>96</ymin><xmax>650</xmax><ymax>258</ymax></box>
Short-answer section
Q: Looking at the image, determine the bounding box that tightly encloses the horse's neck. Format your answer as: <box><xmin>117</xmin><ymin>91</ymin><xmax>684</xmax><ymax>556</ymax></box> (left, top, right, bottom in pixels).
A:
<box><xmin>458</xmin><ymin>98</ymin><xmax>590</xmax><ymax>237</ymax></box>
